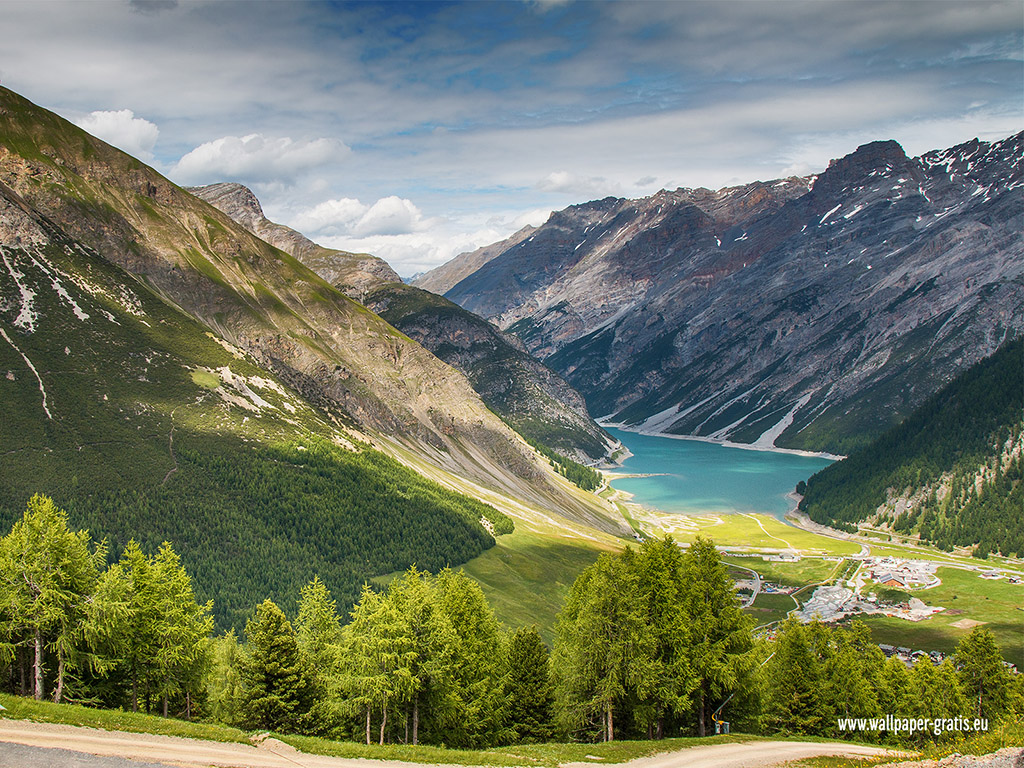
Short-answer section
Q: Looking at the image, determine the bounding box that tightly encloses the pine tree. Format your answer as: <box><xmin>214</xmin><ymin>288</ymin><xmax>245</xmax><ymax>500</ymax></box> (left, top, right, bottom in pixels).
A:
<box><xmin>207</xmin><ymin>631</ymin><xmax>244</xmax><ymax>726</ymax></box>
<box><xmin>634</xmin><ymin>537</ymin><xmax>695</xmax><ymax>738</ymax></box>
<box><xmin>551</xmin><ymin>552</ymin><xmax>653</xmax><ymax>741</ymax></box>
<box><xmin>294</xmin><ymin>575</ymin><xmax>342</xmax><ymax>735</ymax></box>
<box><xmin>682</xmin><ymin>536</ymin><xmax>752</xmax><ymax>736</ymax></box>
<box><xmin>386</xmin><ymin>567</ymin><xmax>458</xmax><ymax>745</ymax></box>
<box><xmin>760</xmin><ymin>619</ymin><xmax>828</xmax><ymax>735</ymax></box>
<box><xmin>435</xmin><ymin>568</ymin><xmax>510</xmax><ymax>747</ymax></box>
<box><xmin>240</xmin><ymin>599</ymin><xmax>315</xmax><ymax>733</ymax></box>
<box><xmin>341</xmin><ymin>586</ymin><xmax>415</xmax><ymax>745</ymax></box>
<box><xmin>506</xmin><ymin>626</ymin><xmax>555</xmax><ymax>743</ymax></box>
<box><xmin>150</xmin><ymin>542</ymin><xmax>213</xmax><ymax>718</ymax></box>
<box><xmin>955</xmin><ymin>626</ymin><xmax>1012</xmax><ymax>720</ymax></box>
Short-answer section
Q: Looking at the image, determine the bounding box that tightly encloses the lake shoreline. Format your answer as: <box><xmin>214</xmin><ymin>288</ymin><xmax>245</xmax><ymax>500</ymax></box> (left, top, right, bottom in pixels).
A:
<box><xmin>597</xmin><ymin>419</ymin><xmax>846</xmax><ymax>461</ymax></box>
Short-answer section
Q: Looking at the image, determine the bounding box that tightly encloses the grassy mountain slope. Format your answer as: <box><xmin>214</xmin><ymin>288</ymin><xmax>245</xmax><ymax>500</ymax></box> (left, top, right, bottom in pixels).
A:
<box><xmin>364</xmin><ymin>282</ymin><xmax>611</xmax><ymax>461</ymax></box>
<box><xmin>190</xmin><ymin>181</ymin><xmax>613</xmax><ymax>463</ymax></box>
<box><xmin>0</xmin><ymin>86</ymin><xmax>626</xmax><ymax>538</ymax></box>
<box><xmin>799</xmin><ymin>338</ymin><xmax>1023</xmax><ymax>557</ymax></box>
<box><xmin>0</xmin><ymin>184</ymin><xmax>514</xmax><ymax>629</ymax></box>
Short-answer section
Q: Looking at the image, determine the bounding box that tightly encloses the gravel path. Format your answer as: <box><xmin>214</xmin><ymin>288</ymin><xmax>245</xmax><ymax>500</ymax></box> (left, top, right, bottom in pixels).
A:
<box><xmin>0</xmin><ymin>720</ymin><xmax>906</xmax><ymax>768</ymax></box>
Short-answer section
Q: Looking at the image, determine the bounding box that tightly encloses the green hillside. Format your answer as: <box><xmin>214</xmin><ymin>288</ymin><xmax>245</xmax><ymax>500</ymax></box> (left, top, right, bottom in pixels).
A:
<box><xmin>364</xmin><ymin>282</ymin><xmax>611</xmax><ymax>461</ymax></box>
<box><xmin>799</xmin><ymin>338</ymin><xmax>1023</xmax><ymax>556</ymax></box>
<box><xmin>0</xmin><ymin>182</ymin><xmax>510</xmax><ymax>631</ymax></box>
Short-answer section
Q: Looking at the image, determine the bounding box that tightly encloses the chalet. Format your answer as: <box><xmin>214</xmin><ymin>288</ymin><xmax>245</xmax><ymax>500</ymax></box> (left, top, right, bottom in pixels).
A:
<box><xmin>875</xmin><ymin>572</ymin><xmax>907</xmax><ymax>588</ymax></box>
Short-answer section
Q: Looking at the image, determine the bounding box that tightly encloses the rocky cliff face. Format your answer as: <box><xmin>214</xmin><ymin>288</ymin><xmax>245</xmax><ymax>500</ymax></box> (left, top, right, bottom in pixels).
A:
<box><xmin>363</xmin><ymin>282</ymin><xmax>612</xmax><ymax>461</ymax></box>
<box><xmin>196</xmin><ymin>181</ymin><xmax>612</xmax><ymax>462</ymax></box>
<box><xmin>0</xmin><ymin>86</ymin><xmax>624</xmax><ymax>534</ymax></box>
<box><xmin>424</xmin><ymin>135</ymin><xmax>1024</xmax><ymax>453</ymax></box>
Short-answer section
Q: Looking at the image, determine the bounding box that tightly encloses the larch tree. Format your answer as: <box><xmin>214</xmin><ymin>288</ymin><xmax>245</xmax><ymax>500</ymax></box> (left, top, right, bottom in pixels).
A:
<box><xmin>435</xmin><ymin>568</ymin><xmax>510</xmax><ymax>748</ymax></box>
<box><xmin>506</xmin><ymin>626</ymin><xmax>554</xmax><ymax>743</ymax></box>
<box><xmin>386</xmin><ymin>567</ymin><xmax>458</xmax><ymax>745</ymax></box>
<box><xmin>955</xmin><ymin>626</ymin><xmax>1012</xmax><ymax>721</ymax></box>
<box><xmin>149</xmin><ymin>542</ymin><xmax>213</xmax><ymax>718</ymax></box>
<box><xmin>552</xmin><ymin>551</ymin><xmax>653</xmax><ymax>742</ymax></box>
<box><xmin>294</xmin><ymin>575</ymin><xmax>343</xmax><ymax>734</ymax></box>
<box><xmin>342</xmin><ymin>586</ymin><xmax>415</xmax><ymax>745</ymax></box>
<box><xmin>0</xmin><ymin>494</ymin><xmax>104</xmax><ymax>702</ymax></box>
<box><xmin>633</xmin><ymin>537</ymin><xmax>695</xmax><ymax>738</ymax></box>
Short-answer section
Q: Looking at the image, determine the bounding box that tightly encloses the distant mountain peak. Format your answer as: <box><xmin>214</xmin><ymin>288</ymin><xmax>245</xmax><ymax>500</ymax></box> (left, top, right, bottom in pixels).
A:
<box><xmin>430</xmin><ymin>132</ymin><xmax>1024</xmax><ymax>455</ymax></box>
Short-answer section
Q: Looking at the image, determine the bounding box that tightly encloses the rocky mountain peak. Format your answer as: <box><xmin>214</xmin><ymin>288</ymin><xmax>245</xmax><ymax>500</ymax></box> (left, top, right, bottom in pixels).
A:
<box><xmin>430</xmin><ymin>131</ymin><xmax>1024</xmax><ymax>455</ymax></box>
<box><xmin>812</xmin><ymin>139</ymin><xmax>916</xmax><ymax>198</ymax></box>
<box><xmin>188</xmin><ymin>182</ymin><xmax>265</xmax><ymax>226</ymax></box>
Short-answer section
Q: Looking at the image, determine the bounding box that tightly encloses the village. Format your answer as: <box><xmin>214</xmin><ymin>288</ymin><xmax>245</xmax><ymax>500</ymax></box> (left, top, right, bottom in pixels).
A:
<box><xmin>733</xmin><ymin>550</ymin><xmax>1023</xmax><ymax>672</ymax></box>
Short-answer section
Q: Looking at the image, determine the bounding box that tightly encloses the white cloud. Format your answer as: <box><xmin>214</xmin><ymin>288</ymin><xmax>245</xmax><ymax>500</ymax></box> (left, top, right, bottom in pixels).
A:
<box><xmin>172</xmin><ymin>134</ymin><xmax>347</xmax><ymax>185</ymax></box>
<box><xmin>288</xmin><ymin>195</ymin><xmax>430</xmax><ymax>240</ymax></box>
<box><xmin>537</xmin><ymin>171</ymin><xmax>621</xmax><ymax>197</ymax></box>
<box><xmin>353</xmin><ymin>196</ymin><xmax>427</xmax><ymax>237</ymax></box>
<box><xmin>74</xmin><ymin>109</ymin><xmax>159</xmax><ymax>161</ymax></box>
<box><xmin>291</xmin><ymin>198</ymin><xmax>368</xmax><ymax>236</ymax></box>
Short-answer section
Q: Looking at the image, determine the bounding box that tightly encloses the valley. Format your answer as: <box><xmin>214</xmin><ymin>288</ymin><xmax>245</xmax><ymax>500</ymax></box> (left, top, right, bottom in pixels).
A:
<box><xmin>0</xmin><ymin>80</ymin><xmax>1020</xmax><ymax>757</ymax></box>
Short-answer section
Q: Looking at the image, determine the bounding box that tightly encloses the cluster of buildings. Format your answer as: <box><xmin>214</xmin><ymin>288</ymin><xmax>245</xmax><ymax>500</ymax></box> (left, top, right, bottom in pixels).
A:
<box><xmin>861</xmin><ymin>557</ymin><xmax>939</xmax><ymax>589</ymax></box>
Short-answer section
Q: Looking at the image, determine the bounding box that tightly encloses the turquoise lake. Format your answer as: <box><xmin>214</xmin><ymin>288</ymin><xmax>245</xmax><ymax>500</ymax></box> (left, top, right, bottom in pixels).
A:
<box><xmin>604</xmin><ymin>427</ymin><xmax>835</xmax><ymax>519</ymax></box>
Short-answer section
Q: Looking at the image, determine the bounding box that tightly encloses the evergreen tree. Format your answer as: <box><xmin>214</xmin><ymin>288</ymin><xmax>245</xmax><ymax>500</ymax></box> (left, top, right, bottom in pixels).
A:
<box><xmin>294</xmin><ymin>575</ymin><xmax>343</xmax><ymax>735</ymax></box>
<box><xmin>240</xmin><ymin>599</ymin><xmax>315</xmax><ymax>733</ymax></box>
<box><xmin>824</xmin><ymin>622</ymin><xmax>882</xmax><ymax>726</ymax></box>
<box><xmin>506</xmin><ymin>626</ymin><xmax>555</xmax><ymax>743</ymax></box>
<box><xmin>633</xmin><ymin>536</ymin><xmax>695</xmax><ymax>738</ymax></box>
<box><xmin>386</xmin><ymin>567</ymin><xmax>458</xmax><ymax>745</ymax></box>
<box><xmin>149</xmin><ymin>542</ymin><xmax>213</xmax><ymax>718</ymax></box>
<box><xmin>760</xmin><ymin>619</ymin><xmax>828</xmax><ymax>735</ymax></box>
<box><xmin>552</xmin><ymin>551</ymin><xmax>653</xmax><ymax>741</ymax></box>
<box><xmin>682</xmin><ymin>536</ymin><xmax>752</xmax><ymax>736</ymax></box>
<box><xmin>341</xmin><ymin>586</ymin><xmax>415</xmax><ymax>745</ymax></box>
<box><xmin>435</xmin><ymin>568</ymin><xmax>510</xmax><ymax>747</ymax></box>
<box><xmin>207</xmin><ymin>631</ymin><xmax>244</xmax><ymax>726</ymax></box>
<box><xmin>955</xmin><ymin>626</ymin><xmax>1012</xmax><ymax>720</ymax></box>
<box><xmin>0</xmin><ymin>495</ymin><xmax>104</xmax><ymax>702</ymax></box>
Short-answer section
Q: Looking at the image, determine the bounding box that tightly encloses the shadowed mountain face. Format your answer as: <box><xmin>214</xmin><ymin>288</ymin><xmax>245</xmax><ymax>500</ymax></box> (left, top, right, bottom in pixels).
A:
<box><xmin>424</xmin><ymin>135</ymin><xmax>1024</xmax><ymax>454</ymax></box>
<box><xmin>191</xmin><ymin>182</ymin><xmax>612</xmax><ymax>462</ymax></box>
<box><xmin>0</xmin><ymin>86</ymin><xmax>625</xmax><ymax>537</ymax></box>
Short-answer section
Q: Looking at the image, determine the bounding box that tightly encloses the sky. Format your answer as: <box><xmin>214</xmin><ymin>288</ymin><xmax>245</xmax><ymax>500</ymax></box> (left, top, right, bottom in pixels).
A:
<box><xmin>2</xmin><ymin>0</ymin><xmax>1021</xmax><ymax>277</ymax></box>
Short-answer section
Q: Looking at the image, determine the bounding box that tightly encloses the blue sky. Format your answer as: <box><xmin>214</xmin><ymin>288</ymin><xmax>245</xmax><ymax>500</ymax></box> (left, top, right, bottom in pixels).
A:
<box><xmin>2</xmin><ymin>0</ymin><xmax>1021</xmax><ymax>275</ymax></box>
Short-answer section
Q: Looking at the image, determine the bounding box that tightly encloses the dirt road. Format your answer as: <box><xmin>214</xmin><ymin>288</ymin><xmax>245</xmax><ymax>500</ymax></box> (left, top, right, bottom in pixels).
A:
<box><xmin>0</xmin><ymin>719</ymin><xmax>904</xmax><ymax>768</ymax></box>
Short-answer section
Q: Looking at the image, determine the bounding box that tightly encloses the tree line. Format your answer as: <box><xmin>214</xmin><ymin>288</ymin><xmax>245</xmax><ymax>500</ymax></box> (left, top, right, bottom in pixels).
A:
<box><xmin>1</xmin><ymin>496</ymin><xmax>1020</xmax><ymax>746</ymax></box>
<box><xmin>800</xmin><ymin>337</ymin><xmax>1023</xmax><ymax>557</ymax></box>
<box><xmin>3</xmin><ymin>436</ymin><xmax>512</xmax><ymax>632</ymax></box>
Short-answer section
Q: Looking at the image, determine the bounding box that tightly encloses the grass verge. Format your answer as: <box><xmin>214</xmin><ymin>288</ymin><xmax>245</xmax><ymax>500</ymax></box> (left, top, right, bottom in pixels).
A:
<box><xmin>0</xmin><ymin>693</ymin><xmax>248</xmax><ymax>743</ymax></box>
<box><xmin>278</xmin><ymin>732</ymin><xmax>769</xmax><ymax>767</ymax></box>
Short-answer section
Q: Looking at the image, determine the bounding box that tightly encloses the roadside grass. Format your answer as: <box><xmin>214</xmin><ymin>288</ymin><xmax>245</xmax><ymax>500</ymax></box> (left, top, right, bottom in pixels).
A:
<box><xmin>278</xmin><ymin>733</ymin><xmax>770</xmax><ymax>767</ymax></box>
<box><xmin>782</xmin><ymin>719</ymin><xmax>1024</xmax><ymax>767</ymax></box>
<box><xmin>855</xmin><ymin>566</ymin><xmax>1024</xmax><ymax>668</ymax></box>
<box><xmin>461</xmin><ymin>530</ymin><xmax>605</xmax><ymax>644</ymax></box>
<box><xmin>0</xmin><ymin>693</ymin><xmax>248</xmax><ymax>743</ymax></box>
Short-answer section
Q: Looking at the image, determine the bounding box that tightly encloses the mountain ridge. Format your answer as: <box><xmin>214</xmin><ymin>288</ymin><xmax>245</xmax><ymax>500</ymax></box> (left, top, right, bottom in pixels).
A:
<box><xmin>191</xmin><ymin>181</ymin><xmax>613</xmax><ymax>462</ymax></box>
<box><xmin>421</xmin><ymin>133</ymin><xmax>1024</xmax><ymax>454</ymax></box>
<box><xmin>0</xmin><ymin>86</ymin><xmax>627</xmax><ymax>542</ymax></box>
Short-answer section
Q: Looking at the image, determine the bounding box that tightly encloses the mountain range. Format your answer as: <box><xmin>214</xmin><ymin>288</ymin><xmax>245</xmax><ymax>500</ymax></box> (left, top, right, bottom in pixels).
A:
<box><xmin>188</xmin><ymin>182</ymin><xmax>612</xmax><ymax>462</ymax></box>
<box><xmin>418</xmin><ymin>134</ymin><xmax>1024</xmax><ymax>454</ymax></box>
<box><xmin>0</xmin><ymin>86</ymin><xmax>623</xmax><ymax>626</ymax></box>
